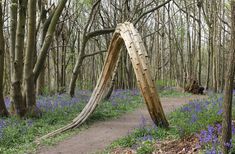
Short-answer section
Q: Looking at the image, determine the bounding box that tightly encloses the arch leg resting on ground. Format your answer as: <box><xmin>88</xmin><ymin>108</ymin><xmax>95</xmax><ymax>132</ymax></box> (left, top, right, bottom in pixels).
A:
<box><xmin>39</xmin><ymin>22</ymin><xmax>168</xmax><ymax>140</ymax></box>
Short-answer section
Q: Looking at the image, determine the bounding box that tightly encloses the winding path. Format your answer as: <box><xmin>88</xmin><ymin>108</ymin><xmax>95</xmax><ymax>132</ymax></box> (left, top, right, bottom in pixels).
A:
<box><xmin>38</xmin><ymin>95</ymin><xmax>205</xmax><ymax>154</ymax></box>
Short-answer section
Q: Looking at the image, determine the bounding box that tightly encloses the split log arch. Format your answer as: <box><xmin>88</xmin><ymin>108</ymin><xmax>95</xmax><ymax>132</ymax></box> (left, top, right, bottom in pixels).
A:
<box><xmin>39</xmin><ymin>22</ymin><xmax>168</xmax><ymax>140</ymax></box>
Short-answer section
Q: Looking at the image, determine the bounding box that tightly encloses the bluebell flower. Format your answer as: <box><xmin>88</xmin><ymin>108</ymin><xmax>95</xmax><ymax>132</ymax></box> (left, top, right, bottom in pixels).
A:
<box><xmin>231</xmin><ymin>123</ymin><xmax>235</xmax><ymax>135</ymax></box>
<box><xmin>216</xmin><ymin>123</ymin><xmax>222</xmax><ymax>134</ymax></box>
<box><xmin>207</xmin><ymin>125</ymin><xmax>214</xmax><ymax>135</ymax></box>
<box><xmin>181</xmin><ymin>106</ymin><xmax>191</xmax><ymax>112</ymax></box>
<box><xmin>191</xmin><ymin>114</ymin><xmax>198</xmax><ymax>123</ymax></box>
<box><xmin>195</xmin><ymin>103</ymin><xmax>202</xmax><ymax>113</ymax></box>
<box><xmin>224</xmin><ymin>139</ymin><xmax>233</xmax><ymax>149</ymax></box>
<box><xmin>217</xmin><ymin>97</ymin><xmax>223</xmax><ymax>102</ymax></box>
<box><xmin>205</xmin><ymin>147</ymin><xmax>217</xmax><ymax>154</ymax></box>
<box><xmin>217</xmin><ymin>109</ymin><xmax>223</xmax><ymax>115</ymax></box>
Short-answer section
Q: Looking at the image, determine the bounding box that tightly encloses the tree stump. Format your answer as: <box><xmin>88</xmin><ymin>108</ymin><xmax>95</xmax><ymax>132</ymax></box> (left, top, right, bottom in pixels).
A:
<box><xmin>185</xmin><ymin>78</ymin><xmax>204</xmax><ymax>94</ymax></box>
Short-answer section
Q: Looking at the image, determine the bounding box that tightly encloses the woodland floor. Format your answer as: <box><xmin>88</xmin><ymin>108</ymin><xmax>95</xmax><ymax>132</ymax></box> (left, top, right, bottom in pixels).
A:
<box><xmin>38</xmin><ymin>95</ymin><xmax>206</xmax><ymax>154</ymax></box>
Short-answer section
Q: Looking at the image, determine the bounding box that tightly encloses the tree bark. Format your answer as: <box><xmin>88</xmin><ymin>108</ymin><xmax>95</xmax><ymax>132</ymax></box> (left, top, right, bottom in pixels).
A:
<box><xmin>222</xmin><ymin>1</ymin><xmax>235</xmax><ymax>153</ymax></box>
<box><xmin>11</xmin><ymin>0</ymin><xmax>28</xmax><ymax>117</ymax></box>
<box><xmin>9</xmin><ymin>0</ymin><xmax>17</xmax><ymax>82</ymax></box>
<box><xmin>212</xmin><ymin>0</ymin><xmax>218</xmax><ymax>93</ymax></box>
<box><xmin>197</xmin><ymin>0</ymin><xmax>202</xmax><ymax>85</ymax></box>
<box><xmin>184</xmin><ymin>0</ymin><xmax>192</xmax><ymax>79</ymax></box>
<box><xmin>36</xmin><ymin>0</ymin><xmax>47</xmax><ymax>95</ymax></box>
<box><xmin>9</xmin><ymin>0</ymin><xmax>17</xmax><ymax>114</ymax></box>
<box><xmin>0</xmin><ymin>2</ymin><xmax>9</xmax><ymax>116</ymax></box>
<box><xmin>23</xmin><ymin>0</ymin><xmax>39</xmax><ymax>116</ymax></box>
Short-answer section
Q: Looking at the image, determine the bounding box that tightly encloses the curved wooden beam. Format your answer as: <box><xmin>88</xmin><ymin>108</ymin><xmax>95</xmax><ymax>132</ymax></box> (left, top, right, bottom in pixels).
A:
<box><xmin>39</xmin><ymin>22</ymin><xmax>168</xmax><ymax>141</ymax></box>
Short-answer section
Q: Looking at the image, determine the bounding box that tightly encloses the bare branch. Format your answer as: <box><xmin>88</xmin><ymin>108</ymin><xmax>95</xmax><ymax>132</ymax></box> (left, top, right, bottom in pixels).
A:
<box><xmin>172</xmin><ymin>0</ymin><xmax>199</xmax><ymax>22</ymax></box>
<box><xmin>83</xmin><ymin>50</ymin><xmax>107</xmax><ymax>59</ymax></box>
<box><xmin>86</xmin><ymin>28</ymin><xmax>115</xmax><ymax>39</ymax></box>
<box><xmin>134</xmin><ymin>0</ymin><xmax>172</xmax><ymax>25</ymax></box>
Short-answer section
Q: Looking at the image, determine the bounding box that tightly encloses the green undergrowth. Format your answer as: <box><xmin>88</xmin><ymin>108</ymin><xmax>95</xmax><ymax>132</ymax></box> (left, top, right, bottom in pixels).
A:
<box><xmin>159</xmin><ymin>89</ymin><xmax>191</xmax><ymax>97</ymax></box>
<box><xmin>0</xmin><ymin>89</ymin><xmax>191</xmax><ymax>154</ymax></box>
<box><xmin>0</xmin><ymin>92</ymin><xmax>143</xmax><ymax>154</ymax></box>
<box><xmin>106</xmin><ymin>95</ymin><xmax>235</xmax><ymax>154</ymax></box>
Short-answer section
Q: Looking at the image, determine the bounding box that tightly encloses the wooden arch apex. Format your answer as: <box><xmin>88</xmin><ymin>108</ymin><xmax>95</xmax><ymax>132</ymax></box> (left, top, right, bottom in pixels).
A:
<box><xmin>39</xmin><ymin>22</ymin><xmax>168</xmax><ymax>140</ymax></box>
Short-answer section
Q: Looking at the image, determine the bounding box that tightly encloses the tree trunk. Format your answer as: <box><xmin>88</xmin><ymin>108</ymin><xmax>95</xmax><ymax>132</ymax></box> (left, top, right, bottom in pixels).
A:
<box><xmin>184</xmin><ymin>0</ymin><xmax>192</xmax><ymax>79</ymax></box>
<box><xmin>222</xmin><ymin>2</ymin><xmax>235</xmax><ymax>153</ymax></box>
<box><xmin>24</xmin><ymin>0</ymin><xmax>39</xmax><ymax>117</ymax></box>
<box><xmin>161</xmin><ymin>6</ymin><xmax>166</xmax><ymax>83</ymax></box>
<box><xmin>197</xmin><ymin>0</ymin><xmax>202</xmax><ymax>85</ymax></box>
<box><xmin>9</xmin><ymin>0</ymin><xmax>17</xmax><ymax>86</ymax></box>
<box><xmin>37</xmin><ymin>70</ymin><xmax>45</xmax><ymax>95</ymax></box>
<box><xmin>167</xmin><ymin>3</ymin><xmax>172</xmax><ymax>85</ymax></box>
<box><xmin>11</xmin><ymin>0</ymin><xmax>28</xmax><ymax>117</ymax></box>
<box><xmin>212</xmin><ymin>0</ymin><xmax>218</xmax><ymax>93</ymax></box>
<box><xmin>36</xmin><ymin>0</ymin><xmax>47</xmax><ymax>95</ymax></box>
<box><xmin>0</xmin><ymin>2</ymin><xmax>9</xmax><ymax>116</ymax></box>
<box><xmin>206</xmin><ymin>30</ymin><xmax>212</xmax><ymax>90</ymax></box>
<box><xmin>69</xmin><ymin>47</ymin><xmax>85</xmax><ymax>97</ymax></box>
<box><xmin>9</xmin><ymin>0</ymin><xmax>17</xmax><ymax>114</ymax></box>
<box><xmin>221</xmin><ymin>0</ymin><xmax>226</xmax><ymax>91</ymax></box>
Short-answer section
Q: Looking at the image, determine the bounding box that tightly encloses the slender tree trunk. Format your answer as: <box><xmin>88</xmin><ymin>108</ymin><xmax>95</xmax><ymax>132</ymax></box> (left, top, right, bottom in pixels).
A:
<box><xmin>221</xmin><ymin>0</ymin><xmax>226</xmax><ymax>91</ymax></box>
<box><xmin>37</xmin><ymin>0</ymin><xmax>47</xmax><ymax>95</ymax></box>
<box><xmin>37</xmin><ymin>70</ymin><xmax>45</xmax><ymax>95</ymax></box>
<box><xmin>184</xmin><ymin>0</ymin><xmax>192</xmax><ymax>79</ymax></box>
<box><xmin>9</xmin><ymin>0</ymin><xmax>17</xmax><ymax>114</ymax></box>
<box><xmin>0</xmin><ymin>3</ymin><xmax>9</xmax><ymax>116</ymax></box>
<box><xmin>47</xmin><ymin>51</ymin><xmax>51</xmax><ymax>93</ymax></box>
<box><xmin>197</xmin><ymin>0</ymin><xmax>202</xmax><ymax>85</ymax></box>
<box><xmin>24</xmin><ymin>0</ymin><xmax>39</xmax><ymax>116</ymax></box>
<box><xmin>212</xmin><ymin>0</ymin><xmax>218</xmax><ymax>92</ymax></box>
<box><xmin>217</xmin><ymin>0</ymin><xmax>223</xmax><ymax>92</ymax></box>
<box><xmin>56</xmin><ymin>37</ymin><xmax>60</xmax><ymax>92</ymax></box>
<box><xmin>161</xmin><ymin>6</ymin><xmax>166</xmax><ymax>83</ymax></box>
<box><xmin>168</xmin><ymin>3</ymin><xmax>172</xmax><ymax>85</ymax></box>
<box><xmin>180</xmin><ymin>11</ymin><xmax>186</xmax><ymax>88</ymax></box>
<box><xmin>155</xmin><ymin>10</ymin><xmax>160</xmax><ymax>81</ymax></box>
<box><xmin>69</xmin><ymin>45</ymin><xmax>85</xmax><ymax>96</ymax></box>
<box><xmin>222</xmin><ymin>2</ymin><xmax>235</xmax><ymax>153</ymax></box>
<box><xmin>11</xmin><ymin>0</ymin><xmax>28</xmax><ymax>117</ymax></box>
<box><xmin>206</xmin><ymin>30</ymin><xmax>212</xmax><ymax>90</ymax></box>
<box><xmin>192</xmin><ymin>0</ymin><xmax>197</xmax><ymax>78</ymax></box>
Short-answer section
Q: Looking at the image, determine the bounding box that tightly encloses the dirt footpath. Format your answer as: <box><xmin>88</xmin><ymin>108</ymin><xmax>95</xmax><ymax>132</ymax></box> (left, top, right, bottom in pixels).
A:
<box><xmin>38</xmin><ymin>95</ymin><xmax>205</xmax><ymax>154</ymax></box>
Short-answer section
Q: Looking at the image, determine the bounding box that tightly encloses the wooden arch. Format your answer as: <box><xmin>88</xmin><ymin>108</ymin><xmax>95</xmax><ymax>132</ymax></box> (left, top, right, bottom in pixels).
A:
<box><xmin>40</xmin><ymin>22</ymin><xmax>168</xmax><ymax>140</ymax></box>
